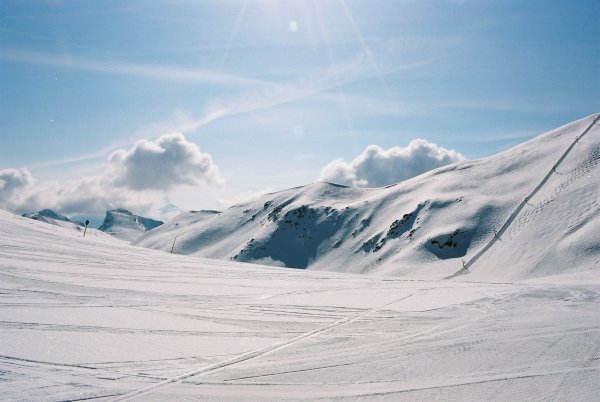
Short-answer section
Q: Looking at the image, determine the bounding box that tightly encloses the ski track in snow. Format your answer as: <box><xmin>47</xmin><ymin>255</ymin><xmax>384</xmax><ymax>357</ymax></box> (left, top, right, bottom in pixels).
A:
<box><xmin>1</xmin><ymin>209</ymin><xmax>600</xmax><ymax>401</ymax></box>
<box><xmin>107</xmin><ymin>292</ymin><xmax>422</xmax><ymax>401</ymax></box>
<box><xmin>2</xmin><ymin>115</ymin><xmax>600</xmax><ymax>400</ymax></box>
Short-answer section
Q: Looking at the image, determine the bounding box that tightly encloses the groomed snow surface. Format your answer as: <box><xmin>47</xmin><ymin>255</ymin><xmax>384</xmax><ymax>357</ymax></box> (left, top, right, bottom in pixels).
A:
<box><xmin>1</xmin><ymin>209</ymin><xmax>599</xmax><ymax>401</ymax></box>
<box><xmin>1</xmin><ymin>114</ymin><xmax>600</xmax><ymax>400</ymax></box>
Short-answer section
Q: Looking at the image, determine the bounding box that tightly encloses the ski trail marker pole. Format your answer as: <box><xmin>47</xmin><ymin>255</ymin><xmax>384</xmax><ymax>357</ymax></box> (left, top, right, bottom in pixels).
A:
<box><xmin>171</xmin><ymin>236</ymin><xmax>177</xmax><ymax>253</ymax></box>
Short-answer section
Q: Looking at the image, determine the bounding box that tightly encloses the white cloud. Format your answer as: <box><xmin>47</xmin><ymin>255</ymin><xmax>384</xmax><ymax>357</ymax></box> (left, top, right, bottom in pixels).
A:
<box><xmin>0</xmin><ymin>168</ymin><xmax>34</xmax><ymax>201</ymax></box>
<box><xmin>319</xmin><ymin>139</ymin><xmax>465</xmax><ymax>187</ymax></box>
<box><xmin>0</xmin><ymin>170</ymin><xmax>165</xmax><ymax>217</ymax></box>
<box><xmin>0</xmin><ymin>133</ymin><xmax>221</xmax><ymax>218</ymax></box>
<box><xmin>108</xmin><ymin>132</ymin><xmax>222</xmax><ymax>191</ymax></box>
<box><xmin>15</xmin><ymin>176</ymin><xmax>165</xmax><ymax>217</ymax></box>
<box><xmin>22</xmin><ymin>49</ymin><xmax>433</xmax><ymax>172</ymax></box>
<box><xmin>0</xmin><ymin>48</ymin><xmax>263</xmax><ymax>86</ymax></box>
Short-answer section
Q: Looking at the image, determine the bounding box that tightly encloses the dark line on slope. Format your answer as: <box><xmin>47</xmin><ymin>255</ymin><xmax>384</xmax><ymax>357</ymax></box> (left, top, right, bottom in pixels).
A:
<box><xmin>57</xmin><ymin>393</ymin><xmax>123</xmax><ymax>402</ymax></box>
<box><xmin>105</xmin><ymin>292</ymin><xmax>419</xmax><ymax>401</ymax></box>
<box><xmin>221</xmin><ymin>360</ymin><xmax>360</xmax><ymax>382</ymax></box>
<box><xmin>0</xmin><ymin>354</ymin><xmax>98</xmax><ymax>370</ymax></box>
<box><xmin>446</xmin><ymin>113</ymin><xmax>600</xmax><ymax>279</ymax></box>
<box><xmin>349</xmin><ymin>365</ymin><xmax>600</xmax><ymax>398</ymax></box>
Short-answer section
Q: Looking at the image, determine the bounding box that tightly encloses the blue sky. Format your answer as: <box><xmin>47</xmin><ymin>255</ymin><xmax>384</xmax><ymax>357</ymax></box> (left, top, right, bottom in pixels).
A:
<box><xmin>0</xmin><ymin>0</ymin><xmax>598</xmax><ymax>219</ymax></box>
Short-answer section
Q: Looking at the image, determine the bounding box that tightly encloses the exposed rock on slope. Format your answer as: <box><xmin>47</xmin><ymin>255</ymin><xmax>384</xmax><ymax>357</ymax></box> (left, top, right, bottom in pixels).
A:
<box><xmin>136</xmin><ymin>114</ymin><xmax>600</xmax><ymax>280</ymax></box>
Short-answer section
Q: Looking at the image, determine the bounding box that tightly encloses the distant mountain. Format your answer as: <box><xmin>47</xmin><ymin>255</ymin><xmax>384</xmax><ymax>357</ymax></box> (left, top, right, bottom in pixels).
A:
<box><xmin>23</xmin><ymin>209</ymin><xmax>85</xmax><ymax>231</ymax></box>
<box><xmin>98</xmin><ymin>208</ymin><xmax>163</xmax><ymax>242</ymax></box>
<box><xmin>136</xmin><ymin>210</ymin><xmax>221</xmax><ymax>251</ymax></box>
<box><xmin>70</xmin><ymin>215</ymin><xmax>104</xmax><ymax>229</ymax></box>
<box><xmin>159</xmin><ymin>203</ymin><xmax>183</xmax><ymax>220</ymax></box>
<box><xmin>136</xmin><ymin>113</ymin><xmax>600</xmax><ymax>281</ymax></box>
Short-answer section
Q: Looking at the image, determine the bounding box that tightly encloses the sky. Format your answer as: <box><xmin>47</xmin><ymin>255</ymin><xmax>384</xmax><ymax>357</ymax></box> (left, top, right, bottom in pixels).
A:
<box><xmin>0</xmin><ymin>0</ymin><xmax>598</xmax><ymax>222</ymax></box>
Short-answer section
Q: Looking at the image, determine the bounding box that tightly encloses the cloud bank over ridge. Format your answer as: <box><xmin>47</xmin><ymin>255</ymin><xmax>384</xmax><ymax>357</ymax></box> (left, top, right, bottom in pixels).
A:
<box><xmin>320</xmin><ymin>139</ymin><xmax>465</xmax><ymax>187</ymax></box>
<box><xmin>0</xmin><ymin>168</ymin><xmax>33</xmax><ymax>200</ymax></box>
<box><xmin>0</xmin><ymin>133</ymin><xmax>220</xmax><ymax>218</ymax></box>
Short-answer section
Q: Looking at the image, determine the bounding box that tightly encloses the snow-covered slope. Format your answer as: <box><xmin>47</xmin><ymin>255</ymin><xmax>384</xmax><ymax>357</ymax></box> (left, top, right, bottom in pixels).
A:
<box><xmin>98</xmin><ymin>208</ymin><xmax>163</xmax><ymax>242</ymax></box>
<box><xmin>136</xmin><ymin>114</ymin><xmax>600</xmax><ymax>280</ymax></box>
<box><xmin>22</xmin><ymin>209</ymin><xmax>85</xmax><ymax>232</ymax></box>
<box><xmin>15</xmin><ymin>209</ymin><xmax>124</xmax><ymax>244</ymax></box>
<box><xmin>1</xmin><ymin>208</ymin><xmax>600</xmax><ymax>401</ymax></box>
<box><xmin>136</xmin><ymin>209</ymin><xmax>221</xmax><ymax>251</ymax></box>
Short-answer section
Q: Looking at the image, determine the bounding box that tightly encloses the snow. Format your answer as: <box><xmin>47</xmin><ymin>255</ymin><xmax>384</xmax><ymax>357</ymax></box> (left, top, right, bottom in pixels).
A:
<box><xmin>1</xmin><ymin>114</ymin><xmax>600</xmax><ymax>400</ymax></box>
<box><xmin>136</xmin><ymin>114</ymin><xmax>600</xmax><ymax>281</ymax></box>
<box><xmin>1</xmin><ymin>206</ymin><xmax>600</xmax><ymax>400</ymax></box>
<box><xmin>98</xmin><ymin>208</ymin><xmax>163</xmax><ymax>242</ymax></box>
<box><xmin>22</xmin><ymin>208</ymin><xmax>85</xmax><ymax>232</ymax></box>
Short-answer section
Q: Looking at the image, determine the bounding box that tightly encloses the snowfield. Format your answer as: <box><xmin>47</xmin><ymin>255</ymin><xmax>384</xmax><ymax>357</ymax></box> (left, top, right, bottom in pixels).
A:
<box><xmin>1</xmin><ymin>208</ymin><xmax>600</xmax><ymax>401</ymax></box>
<box><xmin>1</xmin><ymin>114</ymin><xmax>600</xmax><ymax>400</ymax></box>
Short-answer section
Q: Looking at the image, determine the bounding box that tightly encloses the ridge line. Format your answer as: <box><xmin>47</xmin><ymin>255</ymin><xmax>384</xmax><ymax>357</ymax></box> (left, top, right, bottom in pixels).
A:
<box><xmin>446</xmin><ymin>113</ymin><xmax>600</xmax><ymax>279</ymax></box>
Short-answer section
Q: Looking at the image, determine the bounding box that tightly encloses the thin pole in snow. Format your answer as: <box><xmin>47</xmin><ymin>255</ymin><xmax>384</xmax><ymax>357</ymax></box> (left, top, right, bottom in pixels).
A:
<box><xmin>83</xmin><ymin>220</ymin><xmax>89</xmax><ymax>237</ymax></box>
<box><xmin>171</xmin><ymin>236</ymin><xmax>177</xmax><ymax>254</ymax></box>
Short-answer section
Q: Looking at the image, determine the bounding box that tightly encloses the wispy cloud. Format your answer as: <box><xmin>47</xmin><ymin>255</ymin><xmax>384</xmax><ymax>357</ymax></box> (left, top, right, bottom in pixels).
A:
<box><xmin>23</xmin><ymin>49</ymin><xmax>433</xmax><ymax>170</ymax></box>
<box><xmin>28</xmin><ymin>141</ymin><xmax>129</xmax><ymax>169</ymax></box>
<box><xmin>430</xmin><ymin>99</ymin><xmax>570</xmax><ymax>113</ymax></box>
<box><xmin>179</xmin><ymin>51</ymin><xmax>435</xmax><ymax>133</ymax></box>
<box><xmin>0</xmin><ymin>48</ymin><xmax>265</xmax><ymax>86</ymax></box>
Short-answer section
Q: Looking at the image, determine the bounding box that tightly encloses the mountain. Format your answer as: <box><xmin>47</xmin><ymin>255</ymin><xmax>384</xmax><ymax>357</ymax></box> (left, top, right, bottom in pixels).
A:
<box><xmin>20</xmin><ymin>209</ymin><xmax>124</xmax><ymax>242</ymax></box>
<box><xmin>136</xmin><ymin>113</ymin><xmax>600</xmax><ymax>281</ymax></box>
<box><xmin>136</xmin><ymin>210</ymin><xmax>221</xmax><ymax>252</ymax></box>
<box><xmin>98</xmin><ymin>208</ymin><xmax>163</xmax><ymax>242</ymax></box>
<box><xmin>3</xmin><ymin>203</ymin><xmax>600</xmax><ymax>400</ymax></box>
<box><xmin>159</xmin><ymin>202</ymin><xmax>184</xmax><ymax>220</ymax></box>
<box><xmin>22</xmin><ymin>209</ymin><xmax>85</xmax><ymax>231</ymax></box>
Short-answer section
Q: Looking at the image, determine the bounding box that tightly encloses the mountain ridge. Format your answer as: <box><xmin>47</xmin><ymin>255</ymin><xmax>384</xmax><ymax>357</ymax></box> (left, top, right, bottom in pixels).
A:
<box><xmin>22</xmin><ymin>209</ymin><xmax>85</xmax><ymax>231</ymax></box>
<box><xmin>136</xmin><ymin>113</ymin><xmax>600</xmax><ymax>280</ymax></box>
<box><xmin>98</xmin><ymin>208</ymin><xmax>163</xmax><ymax>242</ymax></box>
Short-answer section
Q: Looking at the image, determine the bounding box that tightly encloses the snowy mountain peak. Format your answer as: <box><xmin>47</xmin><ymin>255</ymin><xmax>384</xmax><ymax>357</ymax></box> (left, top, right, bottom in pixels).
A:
<box><xmin>23</xmin><ymin>209</ymin><xmax>83</xmax><ymax>225</ymax></box>
<box><xmin>136</xmin><ymin>113</ymin><xmax>600</xmax><ymax>280</ymax></box>
<box><xmin>22</xmin><ymin>209</ymin><xmax>85</xmax><ymax>231</ymax></box>
<box><xmin>98</xmin><ymin>209</ymin><xmax>163</xmax><ymax>242</ymax></box>
<box><xmin>111</xmin><ymin>208</ymin><xmax>134</xmax><ymax>216</ymax></box>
